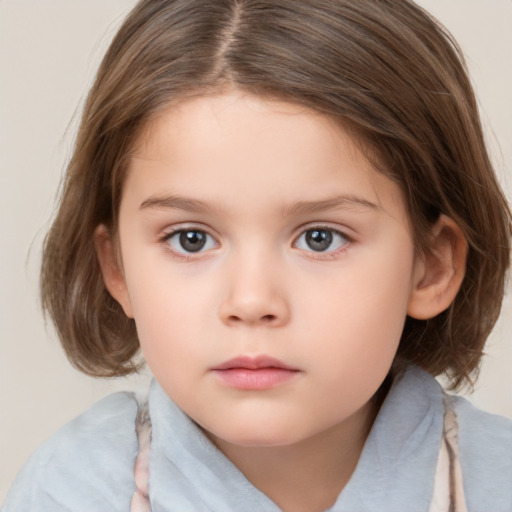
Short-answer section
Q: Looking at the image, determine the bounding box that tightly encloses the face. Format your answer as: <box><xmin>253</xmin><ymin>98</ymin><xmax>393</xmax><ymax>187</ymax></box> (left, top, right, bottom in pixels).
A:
<box><xmin>112</xmin><ymin>91</ymin><xmax>422</xmax><ymax>448</ymax></box>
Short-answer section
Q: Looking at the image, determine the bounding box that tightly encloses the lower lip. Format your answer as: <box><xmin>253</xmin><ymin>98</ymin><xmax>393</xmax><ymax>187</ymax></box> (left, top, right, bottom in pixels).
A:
<box><xmin>213</xmin><ymin>368</ymin><xmax>299</xmax><ymax>390</ymax></box>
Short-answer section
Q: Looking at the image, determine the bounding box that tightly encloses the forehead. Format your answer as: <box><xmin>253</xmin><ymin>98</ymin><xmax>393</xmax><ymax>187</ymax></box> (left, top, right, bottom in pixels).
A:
<box><xmin>132</xmin><ymin>92</ymin><xmax>353</xmax><ymax>163</ymax></box>
<box><xmin>125</xmin><ymin>91</ymin><xmax>408</xmax><ymax>224</ymax></box>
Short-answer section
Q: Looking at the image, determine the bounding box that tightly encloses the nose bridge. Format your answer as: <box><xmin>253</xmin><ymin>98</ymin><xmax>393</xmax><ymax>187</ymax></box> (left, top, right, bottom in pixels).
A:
<box><xmin>219</xmin><ymin>242</ymin><xmax>290</xmax><ymax>327</ymax></box>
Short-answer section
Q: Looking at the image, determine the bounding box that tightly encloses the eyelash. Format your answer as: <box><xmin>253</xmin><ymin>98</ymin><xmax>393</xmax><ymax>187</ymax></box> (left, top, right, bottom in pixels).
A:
<box><xmin>159</xmin><ymin>227</ymin><xmax>218</xmax><ymax>261</ymax></box>
<box><xmin>159</xmin><ymin>225</ymin><xmax>352</xmax><ymax>261</ymax></box>
<box><xmin>294</xmin><ymin>226</ymin><xmax>351</xmax><ymax>260</ymax></box>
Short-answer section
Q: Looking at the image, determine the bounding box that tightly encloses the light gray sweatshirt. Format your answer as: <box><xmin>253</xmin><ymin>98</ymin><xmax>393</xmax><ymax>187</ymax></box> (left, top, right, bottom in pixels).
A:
<box><xmin>3</xmin><ymin>366</ymin><xmax>512</xmax><ymax>511</ymax></box>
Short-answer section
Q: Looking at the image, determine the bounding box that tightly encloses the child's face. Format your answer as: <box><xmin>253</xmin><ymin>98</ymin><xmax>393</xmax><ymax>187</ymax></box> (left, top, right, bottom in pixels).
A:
<box><xmin>112</xmin><ymin>91</ymin><xmax>423</xmax><ymax>447</ymax></box>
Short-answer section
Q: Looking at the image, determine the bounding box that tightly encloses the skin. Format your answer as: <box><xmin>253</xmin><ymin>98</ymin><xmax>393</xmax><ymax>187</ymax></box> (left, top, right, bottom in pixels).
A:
<box><xmin>96</xmin><ymin>91</ymin><xmax>467</xmax><ymax>511</ymax></box>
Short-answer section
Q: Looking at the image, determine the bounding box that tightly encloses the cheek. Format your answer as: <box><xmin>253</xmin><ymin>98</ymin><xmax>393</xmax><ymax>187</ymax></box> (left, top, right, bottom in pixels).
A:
<box><xmin>303</xmin><ymin>245</ymin><xmax>415</xmax><ymax>368</ymax></box>
<box><xmin>132</xmin><ymin>283</ymin><xmax>201</xmax><ymax>342</ymax></box>
<box><xmin>125</xmin><ymin>266</ymin><xmax>219</xmax><ymax>371</ymax></box>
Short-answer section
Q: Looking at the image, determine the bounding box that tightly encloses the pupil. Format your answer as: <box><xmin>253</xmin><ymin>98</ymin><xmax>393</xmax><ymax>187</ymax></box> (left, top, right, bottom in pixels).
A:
<box><xmin>180</xmin><ymin>231</ymin><xmax>206</xmax><ymax>252</ymax></box>
<box><xmin>306</xmin><ymin>229</ymin><xmax>332</xmax><ymax>251</ymax></box>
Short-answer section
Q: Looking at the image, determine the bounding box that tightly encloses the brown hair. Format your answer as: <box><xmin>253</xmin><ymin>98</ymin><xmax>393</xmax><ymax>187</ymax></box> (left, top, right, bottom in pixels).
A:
<box><xmin>41</xmin><ymin>0</ymin><xmax>511</xmax><ymax>388</ymax></box>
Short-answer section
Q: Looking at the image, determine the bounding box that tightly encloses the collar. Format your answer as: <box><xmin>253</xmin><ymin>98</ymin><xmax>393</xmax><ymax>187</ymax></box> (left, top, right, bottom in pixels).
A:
<box><xmin>147</xmin><ymin>366</ymin><xmax>444</xmax><ymax>512</ymax></box>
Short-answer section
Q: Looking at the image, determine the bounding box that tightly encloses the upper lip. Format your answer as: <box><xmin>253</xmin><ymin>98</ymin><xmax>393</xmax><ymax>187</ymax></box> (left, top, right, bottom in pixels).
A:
<box><xmin>211</xmin><ymin>355</ymin><xmax>299</xmax><ymax>371</ymax></box>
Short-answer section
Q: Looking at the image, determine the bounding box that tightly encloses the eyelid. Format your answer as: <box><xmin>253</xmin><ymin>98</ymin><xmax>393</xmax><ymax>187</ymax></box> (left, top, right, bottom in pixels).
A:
<box><xmin>159</xmin><ymin>224</ymin><xmax>220</xmax><ymax>259</ymax></box>
<box><xmin>292</xmin><ymin>223</ymin><xmax>353</xmax><ymax>257</ymax></box>
<box><xmin>160</xmin><ymin>222</ymin><xmax>218</xmax><ymax>240</ymax></box>
<box><xmin>293</xmin><ymin>222</ymin><xmax>354</xmax><ymax>241</ymax></box>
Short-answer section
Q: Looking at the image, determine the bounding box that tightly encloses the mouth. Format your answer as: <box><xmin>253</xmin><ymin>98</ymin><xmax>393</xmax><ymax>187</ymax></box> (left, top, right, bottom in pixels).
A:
<box><xmin>210</xmin><ymin>355</ymin><xmax>301</xmax><ymax>390</ymax></box>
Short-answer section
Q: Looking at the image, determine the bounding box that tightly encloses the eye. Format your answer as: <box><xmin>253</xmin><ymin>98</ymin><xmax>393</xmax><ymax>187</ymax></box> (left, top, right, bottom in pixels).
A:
<box><xmin>294</xmin><ymin>227</ymin><xmax>349</xmax><ymax>253</ymax></box>
<box><xmin>165</xmin><ymin>229</ymin><xmax>217</xmax><ymax>254</ymax></box>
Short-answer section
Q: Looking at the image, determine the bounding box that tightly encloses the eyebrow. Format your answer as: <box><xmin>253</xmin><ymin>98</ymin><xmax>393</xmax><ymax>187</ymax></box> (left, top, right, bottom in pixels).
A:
<box><xmin>140</xmin><ymin>195</ymin><xmax>216</xmax><ymax>214</ymax></box>
<box><xmin>139</xmin><ymin>194</ymin><xmax>380</xmax><ymax>215</ymax></box>
<box><xmin>282</xmin><ymin>195</ymin><xmax>380</xmax><ymax>216</ymax></box>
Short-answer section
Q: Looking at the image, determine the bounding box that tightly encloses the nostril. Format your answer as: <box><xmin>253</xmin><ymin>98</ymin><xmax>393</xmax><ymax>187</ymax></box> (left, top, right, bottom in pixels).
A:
<box><xmin>226</xmin><ymin>313</ymin><xmax>277</xmax><ymax>324</ymax></box>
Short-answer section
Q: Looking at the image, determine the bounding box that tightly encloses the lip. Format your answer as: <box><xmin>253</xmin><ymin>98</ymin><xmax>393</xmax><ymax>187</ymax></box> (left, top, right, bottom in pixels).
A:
<box><xmin>211</xmin><ymin>355</ymin><xmax>300</xmax><ymax>390</ymax></box>
<box><xmin>212</xmin><ymin>355</ymin><xmax>298</xmax><ymax>371</ymax></box>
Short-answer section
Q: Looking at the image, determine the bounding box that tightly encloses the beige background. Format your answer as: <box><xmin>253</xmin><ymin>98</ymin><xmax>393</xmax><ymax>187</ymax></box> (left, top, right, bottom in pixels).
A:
<box><xmin>1</xmin><ymin>0</ymin><xmax>511</xmax><ymax>502</ymax></box>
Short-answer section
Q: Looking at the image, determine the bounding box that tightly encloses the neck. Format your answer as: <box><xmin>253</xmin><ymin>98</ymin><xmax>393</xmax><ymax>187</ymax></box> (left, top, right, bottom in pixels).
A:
<box><xmin>209</xmin><ymin>401</ymin><xmax>374</xmax><ymax>512</ymax></box>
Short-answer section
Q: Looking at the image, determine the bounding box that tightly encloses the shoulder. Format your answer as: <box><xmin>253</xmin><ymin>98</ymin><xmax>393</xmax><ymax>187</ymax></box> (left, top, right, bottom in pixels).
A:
<box><xmin>2</xmin><ymin>392</ymin><xmax>139</xmax><ymax>512</ymax></box>
<box><xmin>452</xmin><ymin>395</ymin><xmax>512</xmax><ymax>512</ymax></box>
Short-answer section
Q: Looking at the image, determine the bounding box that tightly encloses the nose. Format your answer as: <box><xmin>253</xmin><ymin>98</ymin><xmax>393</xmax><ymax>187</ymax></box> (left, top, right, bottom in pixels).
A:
<box><xmin>218</xmin><ymin>251</ymin><xmax>291</xmax><ymax>328</ymax></box>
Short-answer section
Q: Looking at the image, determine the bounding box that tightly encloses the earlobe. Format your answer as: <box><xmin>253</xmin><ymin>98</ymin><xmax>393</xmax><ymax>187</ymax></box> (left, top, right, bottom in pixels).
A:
<box><xmin>407</xmin><ymin>215</ymin><xmax>468</xmax><ymax>320</ymax></box>
<box><xmin>94</xmin><ymin>224</ymin><xmax>134</xmax><ymax>318</ymax></box>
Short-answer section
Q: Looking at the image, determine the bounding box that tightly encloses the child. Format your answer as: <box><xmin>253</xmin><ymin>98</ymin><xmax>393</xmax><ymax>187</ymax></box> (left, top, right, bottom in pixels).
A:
<box><xmin>3</xmin><ymin>0</ymin><xmax>511</xmax><ymax>511</ymax></box>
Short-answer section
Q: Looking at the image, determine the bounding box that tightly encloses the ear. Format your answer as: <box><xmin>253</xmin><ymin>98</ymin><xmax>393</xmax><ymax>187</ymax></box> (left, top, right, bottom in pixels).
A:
<box><xmin>407</xmin><ymin>215</ymin><xmax>468</xmax><ymax>320</ymax></box>
<box><xmin>94</xmin><ymin>224</ymin><xmax>134</xmax><ymax>318</ymax></box>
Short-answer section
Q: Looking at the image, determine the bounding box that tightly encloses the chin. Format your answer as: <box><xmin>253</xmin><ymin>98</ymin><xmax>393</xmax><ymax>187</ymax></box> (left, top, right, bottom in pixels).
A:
<box><xmin>204</xmin><ymin>421</ymin><xmax>306</xmax><ymax>449</ymax></box>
